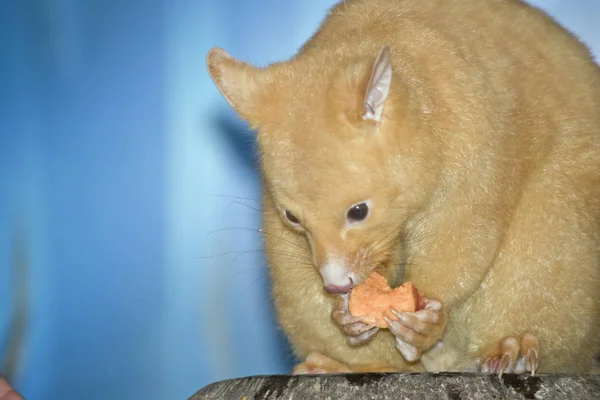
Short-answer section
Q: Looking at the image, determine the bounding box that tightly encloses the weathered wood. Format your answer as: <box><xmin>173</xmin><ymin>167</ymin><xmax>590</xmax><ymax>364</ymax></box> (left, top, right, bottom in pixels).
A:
<box><xmin>189</xmin><ymin>373</ymin><xmax>600</xmax><ymax>400</ymax></box>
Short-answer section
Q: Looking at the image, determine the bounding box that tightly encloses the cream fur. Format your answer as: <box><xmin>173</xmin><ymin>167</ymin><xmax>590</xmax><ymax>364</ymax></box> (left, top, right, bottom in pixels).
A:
<box><xmin>207</xmin><ymin>0</ymin><xmax>600</xmax><ymax>373</ymax></box>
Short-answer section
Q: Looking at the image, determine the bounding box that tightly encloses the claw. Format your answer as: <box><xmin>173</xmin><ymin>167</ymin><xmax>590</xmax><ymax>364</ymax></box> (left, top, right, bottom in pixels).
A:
<box><xmin>344</xmin><ymin>321</ymin><xmax>376</xmax><ymax>336</ymax></box>
<box><xmin>348</xmin><ymin>326</ymin><xmax>379</xmax><ymax>346</ymax></box>
<box><xmin>498</xmin><ymin>353</ymin><xmax>513</xmax><ymax>378</ymax></box>
<box><xmin>332</xmin><ymin>310</ymin><xmax>364</xmax><ymax>326</ymax></box>
<box><xmin>479</xmin><ymin>333</ymin><xmax>540</xmax><ymax>376</ymax></box>
<box><xmin>383</xmin><ymin>295</ymin><xmax>444</xmax><ymax>361</ymax></box>
<box><xmin>520</xmin><ymin>332</ymin><xmax>539</xmax><ymax>376</ymax></box>
<box><xmin>484</xmin><ymin>357</ymin><xmax>499</xmax><ymax>373</ymax></box>
<box><xmin>390</xmin><ymin>309</ymin><xmax>438</xmax><ymax>334</ymax></box>
<box><xmin>332</xmin><ymin>294</ymin><xmax>379</xmax><ymax>345</ymax></box>
<box><xmin>384</xmin><ymin>316</ymin><xmax>418</xmax><ymax>345</ymax></box>
<box><xmin>481</xmin><ymin>359</ymin><xmax>489</xmax><ymax>373</ymax></box>
<box><xmin>525</xmin><ymin>348</ymin><xmax>539</xmax><ymax>376</ymax></box>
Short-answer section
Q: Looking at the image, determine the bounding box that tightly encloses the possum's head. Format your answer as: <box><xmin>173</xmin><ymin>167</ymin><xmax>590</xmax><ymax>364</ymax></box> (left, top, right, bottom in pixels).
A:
<box><xmin>207</xmin><ymin>46</ymin><xmax>439</xmax><ymax>293</ymax></box>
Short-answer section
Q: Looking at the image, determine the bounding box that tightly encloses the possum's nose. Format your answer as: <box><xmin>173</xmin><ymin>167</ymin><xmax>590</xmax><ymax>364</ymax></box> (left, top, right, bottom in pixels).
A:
<box><xmin>324</xmin><ymin>281</ymin><xmax>354</xmax><ymax>293</ymax></box>
<box><xmin>320</xmin><ymin>261</ymin><xmax>356</xmax><ymax>293</ymax></box>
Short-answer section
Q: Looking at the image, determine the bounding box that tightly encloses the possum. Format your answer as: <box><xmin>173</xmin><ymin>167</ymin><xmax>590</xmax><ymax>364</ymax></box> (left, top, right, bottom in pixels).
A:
<box><xmin>206</xmin><ymin>0</ymin><xmax>600</xmax><ymax>375</ymax></box>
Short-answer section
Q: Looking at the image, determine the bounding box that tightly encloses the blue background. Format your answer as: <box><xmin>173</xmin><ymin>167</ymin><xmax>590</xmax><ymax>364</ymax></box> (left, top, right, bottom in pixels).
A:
<box><xmin>0</xmin><ymin>1</ymin><xmax>598</xmax><ymax>399</ymax></box>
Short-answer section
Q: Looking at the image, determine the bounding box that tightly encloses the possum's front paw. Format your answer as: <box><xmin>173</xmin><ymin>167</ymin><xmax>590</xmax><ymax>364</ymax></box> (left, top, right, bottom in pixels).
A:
<box><xmin>480</xmin><ymin>333</ymin><xmax>539</xmax><ymax>377</ymax></box>
<box><xmin>385</xmin><ymin>298</ymin><xmax>446</xmax><ymax>362</ymax></box>
<box><xmin>332</xmin><ymin>293</ymin><xmax>380</xmax><ymax>345</ymax></box>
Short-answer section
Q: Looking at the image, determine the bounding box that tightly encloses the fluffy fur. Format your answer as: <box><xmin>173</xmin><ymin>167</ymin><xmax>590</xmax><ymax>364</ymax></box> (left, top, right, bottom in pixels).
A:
<box><xmin>207</xmin><ymin>0</ymin><xmax>600</xmax><ymax>373</ymax></box>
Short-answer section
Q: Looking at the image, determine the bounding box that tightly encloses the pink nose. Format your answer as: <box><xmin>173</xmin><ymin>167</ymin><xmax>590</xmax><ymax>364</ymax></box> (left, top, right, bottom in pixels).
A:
<box><xmin>324</xmin><ymin>278</ymin><xmax>354</xmax><ymax>294</ymax></box>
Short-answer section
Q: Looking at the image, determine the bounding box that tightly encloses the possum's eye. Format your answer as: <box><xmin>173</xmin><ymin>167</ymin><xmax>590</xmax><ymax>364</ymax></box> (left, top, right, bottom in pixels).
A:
<box><xmin>346</xmin><ymin>201</ymin><xmax>370</xmax><ymax>223</ymax></box>
<box><xmin>284</xmin><ymin>210</ymin><xmax>300</xmax><ymax>225</ymax></box>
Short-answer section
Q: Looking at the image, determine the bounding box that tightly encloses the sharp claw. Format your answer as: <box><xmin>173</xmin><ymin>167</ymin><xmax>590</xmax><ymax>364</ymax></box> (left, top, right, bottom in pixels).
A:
<box><xmin>392</xmin><ymin>308</ymin><xmax>440</xmax><ymax>325</ymax></box>
<box><xmin>481</xmin><ymin>333</ymin><xmax>539</xmax><ymax>377</ymax></box>
<box><xmin>526</xmin><ymin>348</ymin><xmax>538</xmax><ymax>376</ymax></box>
<box><xmin>347</xmin><ymin>315</ymin><xmax>365</xmax><ymax>324</ymax></box>
<box><xmin>490</xmin><ymin>358</ymin><xmax>499</xmax><ymax>373</ymax></box>
<box><xmin>332</xmin><ymin>310</ymin><xmax>364</xmax><ymax>326</ymax></box>
<box><xmin>383</xmin><ymin>316</ymin><xmax>400</xmax><ymax>335</ymax></box>
<box><xmin>385</xmin><ymin>316</ymin><xmax>419</xmax><ymax>346</ymax></box>
<box><xmin>487</xmin><ymin>359</ymin><xmax>494</xmax><ymax>373</ymax></box>
<box><xmin>525</xmin><ymin>354</ymin><xmax>531</xmax><ymax>371</ymax></box>
<box><xmin>390</xmin><ymin>309</ymin><xmax>408</xmax><ymax>323</ymax></box>
<box><xmin>366</xmin><ymin>326</ymin><xmax>379</xmax><ymax>336</ymax></box>
<box><xmin>347</xmin><ymin>326</ymin><xmax>379</xmax><ymax>346</ymax></box>
<box><xmin>480</xmin><ymin>360</ymin><xmax>488</xmax><ymax>373</ymax></box>
<box><xmin>384</xmin><ymin>315</ymin><xmax>399</xmax><ymax>327</ymax></box>
<box><xmin>503</xmin><ymin>353</ymin><xmax>514</xmax><ymax>374</ymax></box>
<box><xmin>498</xmin><ymin>354</ymin><xmax>512</xmax><ymax>379</ymax></box>
<box><xmin>346</xmin><ymin>322</ymin><xmax>376</xmax><ymax>336</ymax></box>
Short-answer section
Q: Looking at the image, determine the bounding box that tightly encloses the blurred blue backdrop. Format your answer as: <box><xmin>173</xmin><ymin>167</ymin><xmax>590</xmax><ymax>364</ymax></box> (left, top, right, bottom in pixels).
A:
<box><xmin>0</xmin><ymin>0</ymin><xmax>598</xmax><ymax>399</ymax></box>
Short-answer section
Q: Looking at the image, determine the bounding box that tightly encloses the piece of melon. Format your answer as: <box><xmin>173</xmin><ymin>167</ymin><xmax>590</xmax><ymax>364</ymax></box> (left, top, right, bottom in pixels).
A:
<box><xmin>348</xmin><ymin>272</ymin><xmax>425</xmax><ymax>328</ymax></box>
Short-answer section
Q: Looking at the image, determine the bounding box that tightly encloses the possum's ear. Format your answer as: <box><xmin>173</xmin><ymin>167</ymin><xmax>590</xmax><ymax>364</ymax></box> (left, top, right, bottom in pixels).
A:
<box><xmin>206</xmin><ymin>48</ymin><xmax>263</xmax><ymax>124</ymax></box>
<box><xmin>362</xmin><ymin>45</ymin><xmax>392</xmax><ymax>123</ymax></box>
<box><xmin>328</xmin><ymin>45</ymin><xmax>393</xmax><ymax>126</ymax></box>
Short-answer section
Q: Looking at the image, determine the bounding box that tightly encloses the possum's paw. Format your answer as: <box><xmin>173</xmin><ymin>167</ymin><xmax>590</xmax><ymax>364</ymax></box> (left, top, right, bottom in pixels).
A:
<box><xmin>293</xmin><ymin>352</ymin><xmax>397</xmax><ymax>374</ymax></box>
<box><xmin>385</xmin><ymin>298</ymin><xmax>446</xmax><ymax>362</ymax></box>
<box><xmin>293</xmin><ymin>352</ymin><xmax>352</xmax><ymax>374</ymax></box>
<box><xmin>480</xmin><ymin>333</ymin><xmax>539</xmax><ymax>377</ymax></box>
<box><xmin>332</xmin><ymin>293</ymin><xmax>379</xmax><ymax>346</ymax></box>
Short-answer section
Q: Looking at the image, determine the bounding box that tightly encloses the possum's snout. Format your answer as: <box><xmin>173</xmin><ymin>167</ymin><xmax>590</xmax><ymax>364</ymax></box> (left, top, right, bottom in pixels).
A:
<box><xmin>320</xmin><ymin>260</ymin><xmax>357</xmax><ymax>293</ymax></box>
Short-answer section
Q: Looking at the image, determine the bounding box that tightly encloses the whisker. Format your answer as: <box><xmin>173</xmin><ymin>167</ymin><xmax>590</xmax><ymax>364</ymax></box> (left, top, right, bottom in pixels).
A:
<box><xmin>229</xmin><ymin>267</ymin><xmax>266</xmax><ymax>279</ymax></box>
<box><xmin>224</xmin><ymin>200</ymin><xmax>263</xmax><ymax>213</ymax></box>
<box><xmin>371</xmin><ymin>227</ymin><xmax>399</xmax><ymax>253</ymax></box>
<box><xmin>207</xmin><ymin>194</ymin><xmax>284</xmax><ymax>215</ymax></box>
<box><xmin>206</xmin><ymin>227</ymin><xmax>309</xmax><ymax>251</ymax></box>
<box><xmin>207</xmin><ymin>193</ymin><xmax>261</xmax><ymax>203</ymax></box>
<box><xmin>396</xmin><ymin>176</ymin><xmax>425</xmax><ymax>201</ymax></box>
<box><xmin>260</xmin><ymin>230</ymin><xmax>308</xmax><ymax>251</ymax></box>
<box><xmin>220</xmin><ymin>256</ymin><xmax>314</xmax><ymax>274</ymax></box>
<box><xmin>230</xmin><ymin>249</ymin><xmax>314</xmax><ymax>269</ymax></box>
<box><xmin>206</xmin><ymin>226</ymin><xmax>262</xmax><ymax>235</ymax></box>
<box><xmin>197</xmin><ymin>248</ymin><xmax>314</xmax><ymax>263</ymax></box>
<box><xmin>242</xmin><ymin>271</ymin><xmax>267</xmax><ymax>296</ymax></box>
<box><xmin>370</xmin><ymin>221</ymin><xmax>404</xmax><ymax>257</ymax></box>
<box><xmin>240</xmin><ymin>261</ymin><xmax>320</xmax><ymax>296</ymax></box>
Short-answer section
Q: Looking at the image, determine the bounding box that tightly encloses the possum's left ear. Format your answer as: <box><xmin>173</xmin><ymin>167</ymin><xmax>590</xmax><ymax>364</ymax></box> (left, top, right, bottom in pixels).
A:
<box><xmin>328</xmin><ymin>45</ymin><xmax>393</xmax><ymax>126</ymax></box>
<box><xmin>206</xmin><ymin>48</ymin><xmax>264</xmax><ymax>124</ymax></box>
<box><xmin>362</xmin><ymin>45</ymin><xmax>392</xmax><ymax>123</ymax></box>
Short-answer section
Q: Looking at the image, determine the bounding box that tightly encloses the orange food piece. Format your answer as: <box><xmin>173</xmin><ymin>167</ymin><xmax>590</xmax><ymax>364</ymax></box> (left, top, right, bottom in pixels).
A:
<box><xmin>348</xmin><ymin>272</ymin><xmax>425</xmax><ymax>328</ymax></box>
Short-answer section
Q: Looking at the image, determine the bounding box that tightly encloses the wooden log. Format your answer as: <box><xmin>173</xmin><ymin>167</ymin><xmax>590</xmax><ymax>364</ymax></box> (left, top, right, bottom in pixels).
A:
<box><xmin>189</xmin><ymin>372</ymin><xmax>600</xmax><ymax>400</ymax></box>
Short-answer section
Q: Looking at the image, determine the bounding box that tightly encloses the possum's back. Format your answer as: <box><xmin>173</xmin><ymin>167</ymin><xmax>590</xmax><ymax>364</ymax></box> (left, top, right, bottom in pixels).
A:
<box><xmin>303</xmin><ymin>0</ymin><xmax>597</xmax><ymax>69</ymax></box>
<box><xmin>299</xmin><ymin>0</ymin><xmax>600</xmax><ymax>160</ymax></box>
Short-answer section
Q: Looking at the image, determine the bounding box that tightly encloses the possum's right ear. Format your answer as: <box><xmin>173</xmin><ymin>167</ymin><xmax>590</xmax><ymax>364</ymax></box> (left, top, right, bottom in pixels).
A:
<box><xmin>206</xmin><ymin>48</ymin><xmax>263</xmax><ymax>124</ymax></box>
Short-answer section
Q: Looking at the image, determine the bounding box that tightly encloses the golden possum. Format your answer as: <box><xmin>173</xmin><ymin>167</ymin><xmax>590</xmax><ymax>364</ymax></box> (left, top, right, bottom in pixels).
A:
<box><xmin>207</xmin><ymin>0</ymin><xmax>600</xmax><ymax>374</ymax></box>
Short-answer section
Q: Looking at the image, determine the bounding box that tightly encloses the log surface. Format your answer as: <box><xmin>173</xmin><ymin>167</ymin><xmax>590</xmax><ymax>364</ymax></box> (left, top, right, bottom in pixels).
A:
<box><xmin>189</xmin><ymin>372</ymin><xmax>600</xmax><ymax>399</ymax></box>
